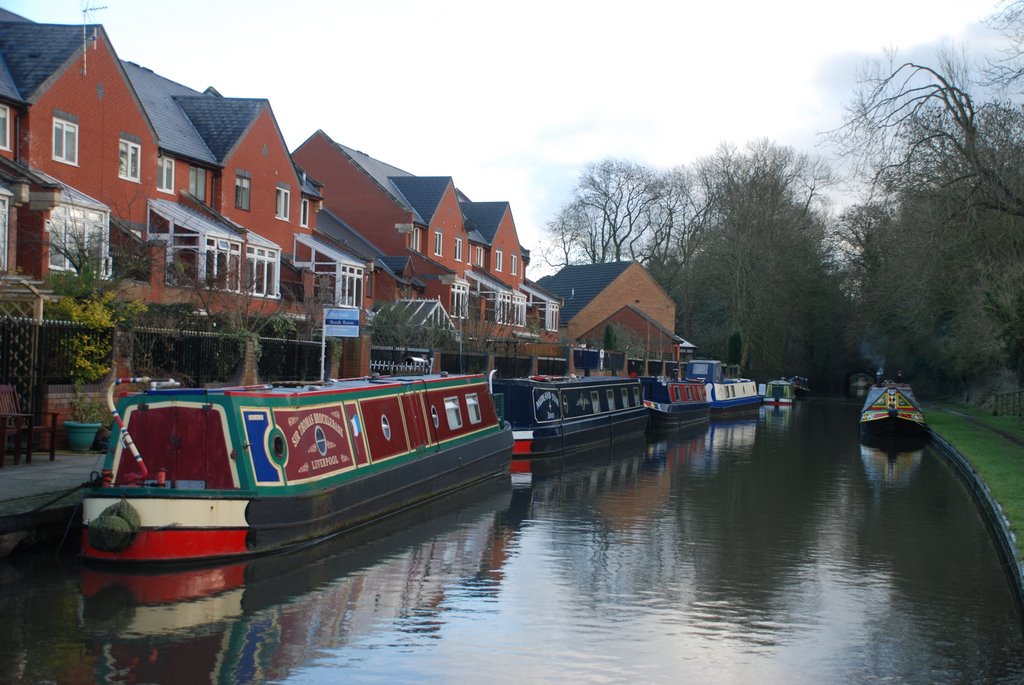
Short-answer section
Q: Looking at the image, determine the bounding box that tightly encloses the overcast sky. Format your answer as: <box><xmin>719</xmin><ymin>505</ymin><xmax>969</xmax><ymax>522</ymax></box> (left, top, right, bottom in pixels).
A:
<box><xmin>3</xmin><ymin>0</ymin><xmax>1006</xmax><ymax>277</ymax></box>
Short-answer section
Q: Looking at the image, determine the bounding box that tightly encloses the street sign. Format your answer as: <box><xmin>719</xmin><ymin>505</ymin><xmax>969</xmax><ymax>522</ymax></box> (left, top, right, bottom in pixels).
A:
<box><xmin>324</xmin><ymin>307</ymin><xmax>359</xmax><ymax>338</ymax></box>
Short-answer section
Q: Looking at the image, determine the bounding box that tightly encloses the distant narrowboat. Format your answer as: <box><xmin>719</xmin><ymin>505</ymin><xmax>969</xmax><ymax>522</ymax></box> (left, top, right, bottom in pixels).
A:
<box><xmin>684</xmin><ymin>359</ymin><xmax>761</xmax><ymax>415</ymax></box>
<box><xmin>859</xmin><ymin>382</ymin><xmax>928</xmax><ymax>442</ymax></box>
<box><xmin>762</xmin><ymin>379</ymin><xmax>796</xmax><ymax>405</ymax></box>
<box><xmin>82</xmin><ymin>373</ymin><xmax>513</xmax><ymax>564</ymax></box>
<box><xmin>490</xmin><ymin>375</ymin><xmax>648</xmax><ymax>459</ymax></box>
<box><xmin>639</xmin><ymin>376</ymin><xmax>710</xmax><ymax>429</ymax></box>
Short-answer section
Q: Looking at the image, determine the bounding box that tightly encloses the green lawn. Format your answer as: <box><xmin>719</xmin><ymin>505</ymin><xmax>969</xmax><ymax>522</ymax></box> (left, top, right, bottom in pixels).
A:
<box><xmin>928</xmin><ymin>404</ymin><xmax>1024</xmax><ymax>559</ymax></box>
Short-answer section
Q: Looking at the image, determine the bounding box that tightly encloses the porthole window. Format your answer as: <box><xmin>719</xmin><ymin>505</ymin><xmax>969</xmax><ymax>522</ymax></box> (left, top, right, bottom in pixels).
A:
<box><xmin>272</xmin><ymin>434</ymin><xmax>286</xmax><ymax>460</ymax></box>
<box><xmin>381</xmin><ymin>414</ymin><xmax>392</xmax><ymax>441</ymax></box>
<box><xmin>431</xmin><ymin>405</ymin><xmax>440</xmax><ymax>428</ymax></box>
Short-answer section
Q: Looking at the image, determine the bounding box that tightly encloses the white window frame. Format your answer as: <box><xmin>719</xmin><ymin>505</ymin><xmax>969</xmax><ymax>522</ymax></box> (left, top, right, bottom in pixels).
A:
<box><xmin>300</xmin><ymin>198</ymin><xmax>309</xmax><ymax>227</ymax></box>
<box><xmin>474</xmin><ymin>245</ymin><xmax>483</xmax><ymax>266</ymax></box>
<box><xmin>434</xmin><ymin>230</ymin><xmax>443</xmax><ymax>257</ymax></box>
<box><xmin>410</xmin><ymin>227</ymin><xmax>421</xmax><ymax>253</ymax></box>
<box><xmin>53</xmin><ymin>117</ymin><xmax>78</xmax><ymax>165</ymax></box>
<box><xmin>495</xmin><ymin>249</ymin><xmax>503</xmax><ymax>272</ymax></box>
<box><xmin>494</xmin><ymin>291</ymin><xmax>511</xmax><ymax>324</ymax></box>
<box><xmin>466</xmin><ymin>394</ymin><xmax>482</xmax><ymax>424</ymax></box>
<box><xmin>275</xmin><ymin>187</ymin><xmax>290</xmax><ymax>221</ymax></box>
<box><xmin>0</xmin><ymin>105</ymin><xmax>10</xmax><ymax>151</ymax></box>
<box><xmin>444</xmin><ymin>396</ymin><xmax>463</xmax><ymax>430</ymax></box>
<box><xmin>513</xmin><ymin>292</ymin><xmax>527</xmax><ymax>327</ymax></box>
<box><xmin>235</xmin><ymin>175</ymin><xmax>251</xmax><ymax>210</ymax></box>
<box><xmin>511</xmin><ymin>254</ymin><xmax>518</xmax><ymax>276</ymax></box>
<box><xmin>545</xmin><ymin>303</ymin><xmax>559</xmax><ymax>332</ymax></box>
<box><xmin>46</xmin><ymin>204</ymin><xmax>111</xmax><ymax>277</ymax></box>
<box><xmin>189</xmin><ymin>166</ymin><xmax>207</xmax><ymax>202</ymax></box>
<box><xmin>338</xmin><ymin>264</ymin><xmax>363</xmax><ymax>307</ymax></box>
<box><xmin>157</xmin><ymin>156</ymin><xmax>174</xmax><ymax>194</ymax></box>
<box><xmin>0</xmin><ymin>196</ymin><xmax>8</xmax><ymax>271</ymax></box>
<box><xmin>246</xmin><ymin>245</ymin><xmax>280</xmax><ymax>297</ymax></box>
<box><xmin>450</xmin><ymin>281</ymin><xmax>469</xmax><ymax>319</ymax></box>
<box><xmin>454</xmin><ymin>236</ymin><xmax>463</xmax><ymax>262</ymax></box>
<box><xmin>118</xmin><ymin>139</ymin><xmax>141</xmax><ymax>182</ymax></box>
<box><xmin>204</xmin><ymin>237</ymin><xmax>242</xmax><ymax>291</ymax></box>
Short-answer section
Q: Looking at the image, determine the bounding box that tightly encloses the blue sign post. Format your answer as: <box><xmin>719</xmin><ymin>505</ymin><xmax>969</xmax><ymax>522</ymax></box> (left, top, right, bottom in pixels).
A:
<box><xmin>322</xmin><ymin>307</ymin><xmax>360</xmax><ymax>380</ymax></box>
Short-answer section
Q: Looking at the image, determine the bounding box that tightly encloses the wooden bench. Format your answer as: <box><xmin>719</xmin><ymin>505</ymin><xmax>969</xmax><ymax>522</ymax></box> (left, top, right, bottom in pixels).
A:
<box><xmin>0</xmin><ymin>385</ymin><xmax>58</xmax><ymax>467</ymax></box>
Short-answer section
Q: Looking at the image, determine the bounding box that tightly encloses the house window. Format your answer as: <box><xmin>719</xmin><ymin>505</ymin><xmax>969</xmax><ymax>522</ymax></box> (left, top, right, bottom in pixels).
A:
<box><xmin>495</xmin><ymin>249</ymin><xmax>503</xmax><ymax>272</ymax></box>
<box><xmin>545</xmin><ymin>303</ymin><xmax>559</xmax><ymax>331</ymax></box>
<box><xmin>454</xmin><ymin>237</ymin><xmax>463</xmax><ymax>262</ymax></box>
<box><xmin>246</xmin><ymin>246</ymin><xmax>278</xmax><ymax>296</ymax></box>
<box><xmin>300</xmin><ymin>198</ymin><xmax>309</xmax><ymax>227</ymax></box>
<box><xmin>474</xmin><ymin>246</ymin><xmax>483</xmax><ymax>267</ymax></box>
<box><xmin>157</xmin><ymin>156</ymin><xmax>174</xmax><ymax>193</ymax></box>
<box><xmin>511</xmin><ymin>254</ymin><xmax>518</xmax><ymax>276</ymax></box>
<box><xmin>235</xmin><ymin>174</ymin><xmax>251</xmax><ymax>210</ymax></box>
<box><xmin>46</xmin><ymin>204</ymin><xmax>110</xmax><ymax>276</ymax></box>
<box><xmin>434</xmin><ymin>230</ymin><xmax>443</xmax><ymax>257</ymax></box>
<box><xmin>450</xmin><ymin>281</ymin><xmax>469</xmax><ymax>319</ymax></box>
<box><xmin>189</xmin><ymin>166</ymin><xmax>207</xmax><ymax>202</ymax></box>
<box><xmin>494</xmin><ymin>291</ymin><xmax>511</xmax><ymax>324</ymax></box>
<box><xmin>0</xmin><ymin>105</ymin><xmax>8</xmax><ymax>151</ymax></box>
<box><xmin>118</xmin><ymin>140</ymin><xmax>141</xmax><ymax>181</ymax></box>
<box><xmin>513</xmin><ymin>293</ymin><xmax>527</xmax><ymax>327</ymax></box>
<box><xmin>53</xmin><ymin>117</ymin><xmax>78</xmax><ymax>165</ymax></box>
<box><xmin>410</xmin><ymin>227</ymin><xmax>421</xmax><ymax>253</ymax></box>
<box><xmin>0</xmin><ymin>196</ymin><xmax>7</xmax><ymax>270</ymax></box>
<box><xmin>275</xmin><ymin>187</ymin><xmax>290</xmax><ymax>220</ymax></box>
<box><xmin>205</xmin><ymin>237</ymin><xmax>241</xmax><ymax>290</ymax></box>
<box><xmin>338</xmin><ymin>264</ymin><xmax>363</xmax><ymax>307</ymax></box>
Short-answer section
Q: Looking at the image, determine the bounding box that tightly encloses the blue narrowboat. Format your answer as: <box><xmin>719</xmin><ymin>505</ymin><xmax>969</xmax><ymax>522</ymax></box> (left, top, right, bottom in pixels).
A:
<box><xmin>490</xmin><ymin>375</ymin><xmax>649</xmax><ymax>459</ymax></box>
<box><xmin>639</xmin><ymin>376</ymin><xmax>711</xmax><ymax>429</ymax></box>
<box><xmin>684</xmin><ymin>359</ymin><xmax>761</xmax><ymax>416</ymax></box>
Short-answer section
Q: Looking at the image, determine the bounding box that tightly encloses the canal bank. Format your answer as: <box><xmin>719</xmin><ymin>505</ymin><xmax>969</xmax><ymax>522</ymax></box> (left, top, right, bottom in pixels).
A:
<box><xmin>927</xmin><ymin>405</ymin><xmax>1024</xmax><ymax>608</ymax></box>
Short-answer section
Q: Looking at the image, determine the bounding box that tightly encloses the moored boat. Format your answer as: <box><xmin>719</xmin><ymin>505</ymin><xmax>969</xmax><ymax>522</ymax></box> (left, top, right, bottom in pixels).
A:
<box><xmin>82</xmin><ymin>372</ymin><xmax>513</xmax><ymax>564</ymax></box>
<box><xmin>859</xmin><ymin>382</ymin><xmax>928</xmax><ymax>442</ymax></box>
<box><xmin>762</xmin><ymin>378</ymin><xmax>796</xmax><ymax>405</ymax></box>
<box><xmin>490</xmin><ymin>375</ymin><xmax>648</xmax><ymax>459</ymax></box>
<box><xmin>684</xmin><ymin>359</ymin><xmax>761</xmax><ymax>416</ymax></box>
<box><xmin>639</xmin><ymin>376</ymin><xmax>710</xmax><ymax>429</ymax></box>
<box><xmin>789</xmin><ymin>376</ymin><xmax>811</xmax><ymax>398</ymax></box>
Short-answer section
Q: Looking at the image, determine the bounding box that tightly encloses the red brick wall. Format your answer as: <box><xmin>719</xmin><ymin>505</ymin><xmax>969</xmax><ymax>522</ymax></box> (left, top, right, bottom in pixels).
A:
<box><xmin>567</xmin><ymin>263</ymin><xmax>675</xmax><ymax>341</ymax></box>
<box><xmin>489</xmin><ymin>206</ymin><xmax>523</xmax><ymax>290</ymax></box>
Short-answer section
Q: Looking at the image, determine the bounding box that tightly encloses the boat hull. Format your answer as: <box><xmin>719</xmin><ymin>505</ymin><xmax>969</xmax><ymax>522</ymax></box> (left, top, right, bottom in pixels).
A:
<box><xmin>82</xmin><ymin>373</ymin><xmax>512</xmax><ymax>564</ymax></box>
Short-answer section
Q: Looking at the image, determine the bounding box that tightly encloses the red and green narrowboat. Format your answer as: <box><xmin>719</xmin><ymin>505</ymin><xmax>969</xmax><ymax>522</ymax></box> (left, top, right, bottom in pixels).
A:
<box><xmin>82</xmin><ymin>373</ymin><xmax>512</xmax><ymax>564</ymax></box>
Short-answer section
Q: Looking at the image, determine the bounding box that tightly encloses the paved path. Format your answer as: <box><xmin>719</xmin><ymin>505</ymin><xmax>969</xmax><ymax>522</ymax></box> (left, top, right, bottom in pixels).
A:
<box><xmin>0</xmin><ymin>451</ymin><xmax>106</xmax><ymax>518</ymax></box>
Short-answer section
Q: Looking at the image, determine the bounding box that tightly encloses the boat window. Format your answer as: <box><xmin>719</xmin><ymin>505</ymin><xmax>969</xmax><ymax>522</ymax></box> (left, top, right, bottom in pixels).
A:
<box><xmin>632</xmin><ymin>387</ymin><xmax>640</xmax><ymax>405</ymax></box>
<box><xmin>590</xmin><ymin>390</ymin><xmax>600</xmax><ymax>413</ymax></box>
<box><xmin>381</xmin><ymin>414</ymin><xmax>392</xmax><ymax>441</ymax></box>
<box><xmin>671</xmin><ymin>386</ymin><xmax>680</xmax><ymax>402</ymax></box>
<box><xmin>562</xmin><ymin>393</ymin><xmax>570</xmax><ymax>415</ymax></box>
<box><xmin>272</xmin><ymin>434</ymin><xmax>286</xmax><ymax>460</ymax></box>
<box><xmin>606</xmin><ymin>389</ymin><xmax>616</xmax><ymax>410</ymax></box>
<box><xmin>444</xmin><ymin>396</ymin><xmax>463</xmax><ymax>429</ymax></box>
<box><xmin>431</xmin><ymin>405</ymin><xmax>440</xmax><ymax>428</ymax></box>
<box><xmin>466</xmin><ymin>393</ymin><xmax>482</xmax><ymax>424</ymax></box>
<box><xmin>621</xmin><ymin>388</ymin><xmax>629</xmax><ymax>407</ymax></box>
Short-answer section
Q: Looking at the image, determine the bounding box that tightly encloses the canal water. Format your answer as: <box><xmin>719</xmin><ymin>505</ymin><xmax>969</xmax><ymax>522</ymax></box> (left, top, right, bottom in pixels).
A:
<box><xmin>1</xmin><ymin>400</ymin><xmax>1022</xmax><ymax>684</ymax></box>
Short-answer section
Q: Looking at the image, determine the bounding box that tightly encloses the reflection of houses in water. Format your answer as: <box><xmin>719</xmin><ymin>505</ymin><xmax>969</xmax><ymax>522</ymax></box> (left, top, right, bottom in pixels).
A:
<box><xmin>759</xmin><ymin>403</ymin><xmax>794</xmax><ymax>433</ymax></box>
<box><xmin>78</xmin><ymin>482</ymin><xmax>511</xmax><ymax>685</ymax></box>
<box><xmin>859</xmin><ymin>444</ymin><xmax>924</xmax><ymax>489</ymax></box>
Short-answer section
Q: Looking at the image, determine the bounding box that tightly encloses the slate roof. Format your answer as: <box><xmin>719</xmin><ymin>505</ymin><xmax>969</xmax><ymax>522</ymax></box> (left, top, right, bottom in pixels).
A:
<box><xmin>0</xmin><ymin>21</ymin><xmax>91</xmax><ymax>102</ymax></box>
<box><xmin>329</xmin><ymin>139</ymin><xmax>423</xmax><ymax>223</ymax></box>
<box><xmin>293</xmin><ymin>162</ymin><xmax>322</xmax><ymax>199</ymax></box>
<box><xmin>460</xmin><ymin>201</ymin><xmax>508</xmax><ymax>245</ymax></box>
<box><xmin>122</xmin><ymin>61</ymin><xmax>217</xmax><ymax>165</ymax></box>
<box><xmin>315</xmin><ymin>209</ymin><xmax>426</xmax><ymax>288</ymax></box>
<box><xmin>535</xmin><ymin>261</ymin><xmax>634</xmax><ymax>323</ymax></box>
<box><xmin>175</xmin><ymin>96</ymin><xmax>265</xmax><ymax>162</ymax></box>
<box><xmin>389</xmin><ymin>176</ymin><xmax>452</xmax><ymax>226</ymax></box>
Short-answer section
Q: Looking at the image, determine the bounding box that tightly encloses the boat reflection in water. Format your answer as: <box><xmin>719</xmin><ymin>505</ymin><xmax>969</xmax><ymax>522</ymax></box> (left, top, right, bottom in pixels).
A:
<box><xmin>859</xmin><ymin>441</ymin><xmax>924</xmax><ymax>489</ymax></box>
<box><xmin>78</xmin><ymin>476</ymin><xmax>512</xmax><ymax>685</ymax></box>
<box><xmin>758</xmin><ymin>402</ymin><xmax>794</xmax><ymax>434</ymax></box>
<box><xmin>645</xmin><ymin>423</ymin><xmax>710</xmax><ymax>475</ymax></box>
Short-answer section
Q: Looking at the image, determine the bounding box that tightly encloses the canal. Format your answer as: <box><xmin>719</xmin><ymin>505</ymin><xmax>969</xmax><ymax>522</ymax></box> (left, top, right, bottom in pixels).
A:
<box><xmin>1</xmin><ymin>400</ymin><xmax>1022</xmax><ymax>684</ymax></box>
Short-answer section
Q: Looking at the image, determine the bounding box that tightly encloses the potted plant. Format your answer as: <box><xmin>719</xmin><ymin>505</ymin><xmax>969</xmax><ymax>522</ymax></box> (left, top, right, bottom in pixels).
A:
<box><xmin>65</xmin><ymin>388</ymin><xmax>110</xmax><ymax>452</ymax></box>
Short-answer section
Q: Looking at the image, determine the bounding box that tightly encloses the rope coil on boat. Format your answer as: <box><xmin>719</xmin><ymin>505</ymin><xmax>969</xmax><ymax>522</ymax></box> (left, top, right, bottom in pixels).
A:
<box><xmin>88</xmin><ymin>500</ymin><xmax>141</xmax><ymax>552</ymax></box>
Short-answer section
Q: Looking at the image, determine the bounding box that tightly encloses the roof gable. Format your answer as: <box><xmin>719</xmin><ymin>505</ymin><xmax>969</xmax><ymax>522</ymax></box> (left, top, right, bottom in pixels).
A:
<box><xmin>174</xmin><ymin>95</ymin><xmax>265</xmax><ymax>162</ymax></box>
<box><xmin>460</xmin><ymin>201</ymin><xmax>508</xmax><ymax>244</ymax></box>
<box><xmin>390</xmin><ymin>176</ymin><xmax>452</xmax><ymax>225</ymax></box>
<box><xmin>0</xmin><ymin>21</ymin><xmax>86</xmax><ymax>102</ymax></box>
<box><xmin>536</xmin><ymin>261</ymin><xmax>634</xmax><ymax>322</ymax></box>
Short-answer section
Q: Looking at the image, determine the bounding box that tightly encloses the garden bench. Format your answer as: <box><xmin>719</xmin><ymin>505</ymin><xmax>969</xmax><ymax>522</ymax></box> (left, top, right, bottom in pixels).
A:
<box><xmin>0</xmin><ymin>385</ymin><xmax>57</xmax><ymax>467</ymax></box>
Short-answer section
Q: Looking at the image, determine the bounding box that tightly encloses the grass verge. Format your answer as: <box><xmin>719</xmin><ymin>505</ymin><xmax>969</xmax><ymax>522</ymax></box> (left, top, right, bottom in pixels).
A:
<box><xmin>928</xmin><ymin>404</ymin><xmax>1024</xmax><ymax>559</ymax></box>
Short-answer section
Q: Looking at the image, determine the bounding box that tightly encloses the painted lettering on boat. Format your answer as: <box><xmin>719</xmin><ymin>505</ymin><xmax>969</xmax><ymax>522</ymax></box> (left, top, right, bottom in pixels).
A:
<box><xmin>275</xmin><ymin>406</ymin><xmax>356</xmax><ymax>480</ymax></box>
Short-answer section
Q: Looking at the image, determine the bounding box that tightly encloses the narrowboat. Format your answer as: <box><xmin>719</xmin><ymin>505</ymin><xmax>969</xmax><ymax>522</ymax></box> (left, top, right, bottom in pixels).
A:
<box><xmin>683</xmin><ymin>359</ymin><xmax>761</xmax><ymax>416</ymax></box>
<box><xmin>762</xmin><ymin>378</ymin><xmax>796</xmax><ymax>405</ymax></box>
<box><xmin>81</xmin><ymin>372</ymin><xmax>513</xmax><ymax>564</ymax></box>
<box><xmin>789</xmin><ymin>376</ymin><xmax>811</xmax><ymax>398</ymax></box>
<box><xmin>639</xmin><ymin>376</ymin><xmax>710</xmax><ymax>430</ymax></box>
<box><xmin>490</xmin><ymin>375</ymin><xmax>648</xmax><ymax>459</ymax></box>
<box><xmin>859</xmin><ymin>382</ymin><xmax>928</xmax><ymax>442</ymax></box>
